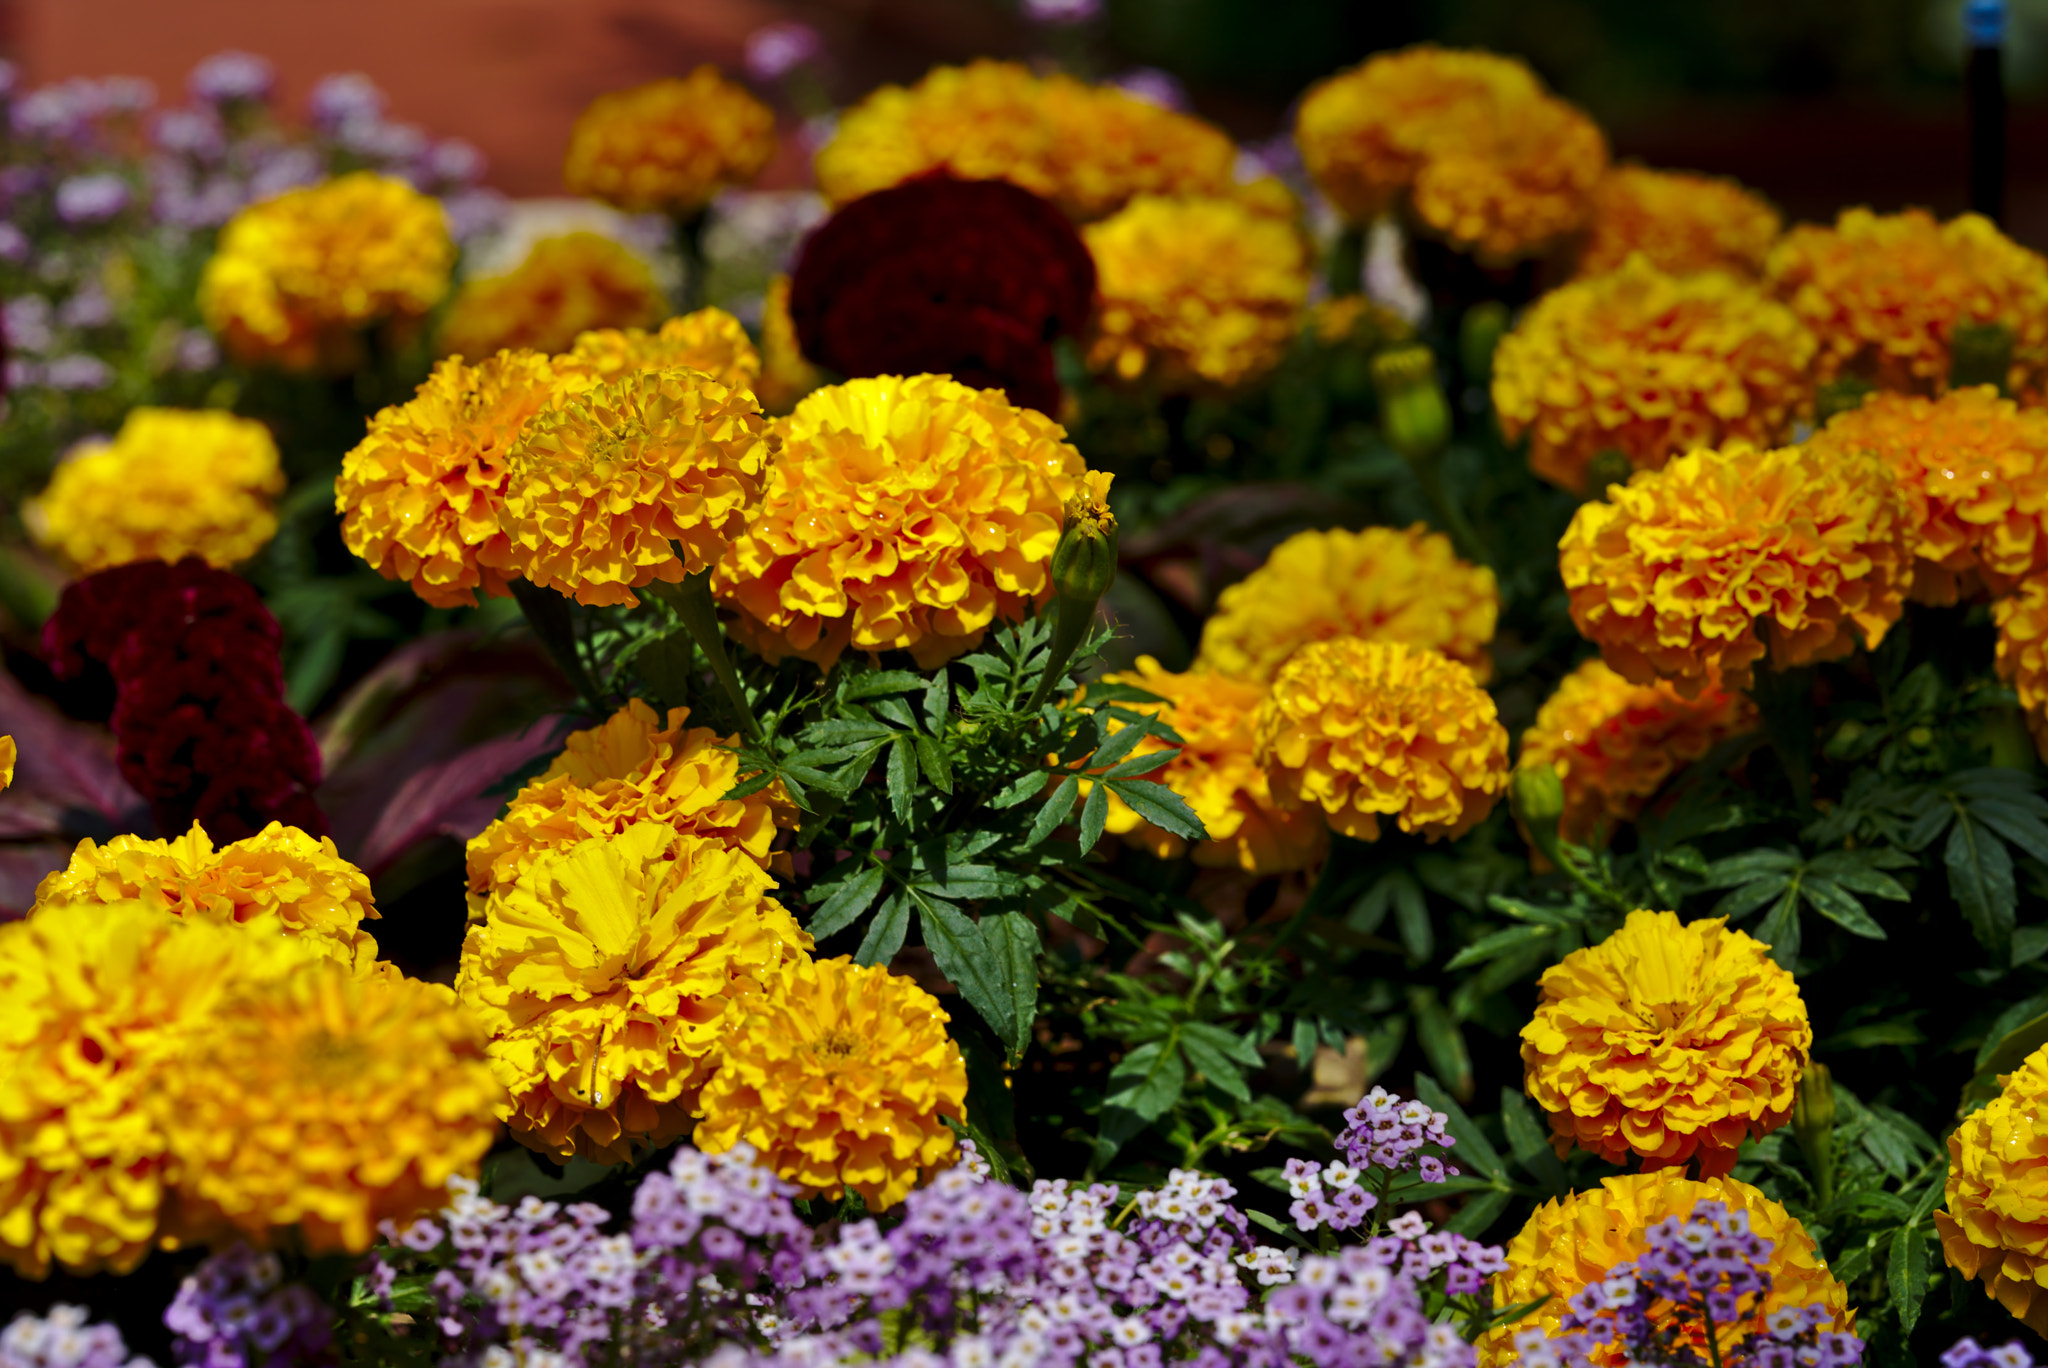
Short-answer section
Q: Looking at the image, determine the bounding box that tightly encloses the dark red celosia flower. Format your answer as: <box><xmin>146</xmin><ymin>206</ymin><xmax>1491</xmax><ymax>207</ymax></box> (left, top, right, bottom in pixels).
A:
<box><xmin>788</xmin><ymin>173</ymin><xmax>1097</xmax><ymax>415</ymax></box>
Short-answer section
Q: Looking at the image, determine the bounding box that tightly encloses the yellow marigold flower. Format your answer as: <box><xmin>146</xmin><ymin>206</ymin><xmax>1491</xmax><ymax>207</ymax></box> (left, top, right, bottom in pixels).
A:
<box><xmin>499</xmin><ymin>365</ymin><xmax>769</xmax><ymax>608</ymax></box>
<box><xmin>1519</xmin><ymin>659</ymin><xmax>1757</xmax><ymax>846</ymax></box>
<box><xmin>1576</xmin><ymin>165</ymin><xmax>1782</xmax><ymax>279</ymax></box>
<box><xmin>1939</xmin><ymin>1037</ymin><xmax>2048</xmax><ymax>1335</ymax></box>
<box><xmin>0</xmin><ymin>735</ymin><xmax>13</xmax><ymax>792</ymax></box>
<box><xmin>33</xmin><ymin>821</ymin><xmax>384</xmax><ymax>976</ymax></box>
<box><xmin>563</xmin><ymin>69</ymin><xmax>777</xmax><ymax>216</ymax></box>
<box><xmin>1310</xmin><ymin>294</ymin><xmax>1415</xmax><ymax>349</ymax></box>
<box><xmin>1994</xmin><ymin>577</ymin><xmax>2048</xmax><ymax>761</ymax></box>
<box><xmin>556</xmin><ymin>306</ymin><xmax>762</xmax><ymax>393</ymax></box>
<box><xmin>466</xmin><ymin>698</ymin><xmax>790</xmax><ymax>921</ymax></box>
<box><xmin>695</xmin><ymin>955</ymin><xmax>966</xmax><ymax>1210</ymax></box>
<box><xmin>1253</xmin><ymin>637</ymin><xmax>1509</xmax><ymax>842</ymax></box>
<box><xmin>457</xmin><ymin>821</ymin><xmax>811</xmax><ymax>1165</ymax></box>
<box><xmin>1198</xmin><ymin>525</ymin><xmax>1498</xmax><ymax>685</ymax></box>
<box><xmin>754</xmin><ymin>274</ymin><xmax>823</xmax><ymax>415</ymax></box>
<box><xmin>30</xmin><ymin>408</ymin><xmax>284</xmax><ymax>575</ymax></box>
<box><xmin>1492</xmin><ymin>256</ymin><xmax>1817</xmax><ymax>494</ymax></box>
<box><xmin>0</xmin><ymin>901</ymin><xmax>316</xmax><ymax>1277</ymax></box>
<box><xmin>1767</xmin><ymin>207</ymin><xmax>2048</xmax><ymax>396</ymax></box>
<box><xmin>716</xmin><ymin>375</ymin><xmax>1099</xmax><ymax>669</ymax></box>
<box><xmin>1806</xmin><ymin>387</ymin><xmax>2048</xmax><ymax>603</ymax></box>
<box><xmin>1294</xmin><ymin>46</ymin><xmax>1607</xmax><ymax>263</ymax></box>
<box><xmin>1480</xmin><ymin>1171</ymin><xmax>1853</xmax><ymax>1367</ymax></box>
<box><xmin>437</xmin><ymin>232</ymin><xmax>664</xmax><ymax>361</ymax></box>
<box><xmin>161</xmin><ymin>961</ymin><xmax>499</xmax><ymax>1254</ymax></box>
<box><xmin>199</xmin><ymin>171</ymin><xmax>453</xmax><ymax>373</ymax></box>
<box><xmin>1559</xmin><ymin>443</ymin><xmax>1910</xmax><ymax>697</ymax></box>
<box><xmin>1082</xmin><ymin>195</ymin><xmax>1311</xmax><ymax>393</ymax></box>
<box><xmin>1082</xmin><ymin>658</ymin><xmax>1327</xmax><ymax>874</ymax></box>
<box><xmin>1520</xmin><ymin>909</ymin><xmax>1809</xmax><ymax>1173</ymax></box>
<box><xmin>815</xmin><ymin>60</ymin><xmax>1235</xmax><ymax>221</ymax></box>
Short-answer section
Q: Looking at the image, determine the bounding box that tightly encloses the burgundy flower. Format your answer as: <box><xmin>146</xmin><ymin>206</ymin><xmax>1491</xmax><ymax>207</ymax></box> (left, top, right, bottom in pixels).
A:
<box><xmin>787</xmin><ymin>173</ymin><xmax>1096</xmax><ymax>415</ymax></box>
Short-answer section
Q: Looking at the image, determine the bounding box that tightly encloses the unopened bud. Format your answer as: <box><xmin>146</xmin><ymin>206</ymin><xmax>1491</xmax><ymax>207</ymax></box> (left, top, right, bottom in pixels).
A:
<box><xmin>1510</xmin><ymin>762</ymin><xmax>1566</xmax><ymax>867</ymax></box>
<box><xmin>1951</xmin><ymin>321</ymin><xmax>2014</xmax><ymax>394</ymax></box>
<box><xmin>1459</xmin><ymin>301</ymin><xmax>1511</xmax><ymax>384</ymax></box>
<box><xmin>1371</xmin><ymin>345</ymin><xmax>1451</xmax><ymax>463</ymax></box>
<box><xmin>1051</xmin><ymin>479</ymin><xmax>1118</xmax><ymax>606</ymax></box>
<box><xmin>1793</xmin><ymin>1060</ymin><xmax>1837</xmax><ymax>1205</ymax></box>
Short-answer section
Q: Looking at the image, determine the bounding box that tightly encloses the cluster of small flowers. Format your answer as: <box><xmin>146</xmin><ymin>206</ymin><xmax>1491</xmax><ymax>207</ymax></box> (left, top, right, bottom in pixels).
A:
<box><xmin>163</xmin><ymin>1244</ymin><xmax>332</xmax><ymax>1368</ymax></box>
<box><xmin>1280</xmin><ymin>1087</ymin><xmax>1461</xmax><ymax>1234</ymax></box>
<box><xmin>1942</xmin><ymin>1338</ymin><xmax>2036</xmax><ymax>1368</ymax></box>
<box><xmin>0</xmin><ymin>1307</ymin><xmax>152</xmax><ymax>1368</ymax></box>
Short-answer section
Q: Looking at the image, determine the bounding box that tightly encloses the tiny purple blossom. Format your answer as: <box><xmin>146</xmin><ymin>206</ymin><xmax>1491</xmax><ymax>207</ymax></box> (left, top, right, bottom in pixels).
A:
<box><xmin>187</xmin><ymin>51</ymin><xmax>274</xmax><ymax>105</ymax></box>
<box><xmin>744</xmin><ymin>22</ymin><xmax>824</xmax><ymax>82</ymax></box>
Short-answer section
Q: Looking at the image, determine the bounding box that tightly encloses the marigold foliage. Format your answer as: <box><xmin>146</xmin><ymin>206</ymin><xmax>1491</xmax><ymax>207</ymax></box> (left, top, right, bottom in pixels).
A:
<box><xmin>694</xmin><ymin>955</ymin><xmax>967</xmax><ymax>1210</ymax></box>
<box><xmin>1253</xmin><ymin>637</ymin><xmax>1509</xmax><ymax>842</ymax></box>
<box><xmin>1938</xmin><ymin>1038</ymin><xmax>2048</xmax><ymax>1335</ymax></box>
<box><xmin>1767</xmin><ymin>208</ymin><xmax>2048</xmax><ymax>396</ymax></box>
<box><xmin>1576</xmin><ymin>165</ymin><xmax>1781</xmax><ymax>279</ymax></box>
<box><xmin>1294</xmin><ymin>45</ymin><xmax>1607</xmax><ymax>262</ymax></box>
<box><xmin>457</xmin><ymin>821</ymin><xmax>811</xmax><ymax>1165</ymax></box>
<box><xmin>30</xmin><ymin>408</ymin><xmax>285</xmax><ymax>575</ymax></box>
<box><xmin>466</xmin><ymin>699</ymin><xmax>790</xmax><ymax>920</ymax></box>
<box><xmin>437</xmin><ymin>232</ymin><xmax>664</xmax><ymax>361</ymax></box>
<box><xmin>555</xmin><ymin>307</ymin><xmax>763</xmax><ymax>393</ymax></box>
<box><xmin>1994</xmin><ymin>578</ymin><xmax>2048</xmax><ymax>761</ymax></box>
<box><xmin>159</xmin><ymin>962</ymin><xmax>500</xmax><ymax>1254</ymax></box>
<box><xmin>336</xmin><ymin>350</ymin><xmax>564</xmax><ymax>608</ymax></box>
<box><xmin>755</xmin><ymin>274</ymin><xmax>822</xmax><ymax>415</ymax></box>
<box><xmin>1082</xmin><ymin>195</ymin><xmax>1311</xmax><ymax>393</ymax></box>
<box><xmin>814</xmin><ymin>60</ymin><xmax>1236</xmax><ymax>221</ymax></box>
<box><xmin>1199</xmin><ymin>525</ymin><xmax>1498</xmax><ymax>685</ymax></box>
<box><xmin>499</xmin><ymin>365</ymin><xmax>769</xmax><ymax>607</ymax></box>
<box><xmin>1492</xmin><ymin>256</ymin><xmax>1817</xmax><ymax>494</ymax></box>
<box><xmin>1560</xmin><ymin>443</ymin><xmax>1911</xmax><ymax>697</ymax></box>
<box><xmin>1521</xmin><ymin>910</ymin><xmax>1810</xmax><ymax>1173</ymax></box>
<box><xmin>198</xmin><ymin>171</ymin><xmax>452</xmax><ymax>373</ymax></box>
<box><xmin>1480</xmin><ymin>1171</ymin><xmax>1854</xmax><ymax>1367</ymax></box>
<box><xmin>1519</xmin><ymin>659</ymin><xmax>1757</xmax><ymax>846</ymax></box>
<box><xmin>716</xmin><ymin>375</ymin><xmax>1099</xmax><ymax>669</ymax></box>
<box><xmin>562</xmin><ymin>70</ymin><xmax>776</xmax><ymax>215</ymax></box>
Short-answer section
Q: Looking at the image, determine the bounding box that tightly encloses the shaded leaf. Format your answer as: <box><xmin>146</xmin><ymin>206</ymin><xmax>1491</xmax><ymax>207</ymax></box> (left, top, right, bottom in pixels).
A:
<box><xmin>887</xmin><ymin>736</ymin><xmax>916</xmax><ymax>827</ymax></box>
<box><xmin>920</xmin><ymin>900</ymin><xmax>1015</xmax><ymax>1049</ymax></box>
<box><xmin>1445</xmin><ymin>925</ymin><xmax>1554</xmax><ymax>971</ymax></box>
<box><xmin>1887</xmin><ymin>1225</ymin><xmax>1931</xmax><ymax>1334</ymax></box>
<box><xmin>1108</xmin><ymin>778</ymin><xmax>1205</xmax><ymax>841</ymax></box>
<box><xmin>982</xmin><ymin>911</ymin><xmax>1041</xmax><ymax>1060</ymax></box>
<box><xmin>854</xmin><ymin>891</ymin><xmax>911</xmax><ymax>966</ymax></box>
<box><xmin>1947</xmin><ymin>810</ymin><xmax>2016</xmax><ymax>963</ymax></box>
<box><xmin>1078</xmin><ymin>780</ymin><xmax>1110</xmax><ymax>853</ymax></box>
<box><xmin>1028</xmin><ymin>775</ymin><xmax>1079</xmax><ymax>846</ymax></box>
<box><xmin>808</xmin><ymin>862</ymin><xmax>887</xmax><ymax>940</ymax></box>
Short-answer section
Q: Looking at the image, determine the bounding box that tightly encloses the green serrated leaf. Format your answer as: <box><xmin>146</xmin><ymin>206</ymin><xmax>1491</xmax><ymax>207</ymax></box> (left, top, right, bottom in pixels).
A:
<box><xmin>919</xmin><ymin>900</ymin><xmax>1015</xmax><ymax>1048</ymax></box>
<box><xmin>1485</xmin><ymin>895</ymin><xmax>1582</xmax><ymax>928</ymax></box>
<box><xmin>1029</xmin><ymin>775</ymin><xmax>1080</xmax><ymax>846</ymax></box>
<box><xmin>1087</xmin><ymin>719</ymin><xmax>1157</xmax><ymax>771</ymax></box>
<box><xmin>1105</xmin><ymin>1039</ymin><xmax>1186</xmax><ymax>1123</ymax></box>
<box><xmin>1078</xmin><ymin>780</ymin><xmax>1111</xmax><ymax>853</ymax></box>
<box><xmin>807</xmin><ymin>863</ymin><xmax>888</xmax><ymax>940</ymax></box>
<box><xmin>886</xmin><ymin>735</ymin><xmax>917</xmax><ymax>827</ymax></box>
<box><xmin>1499</xmin><ymin>1087</ymin><xmax>1569</xmax><ymax>1195</ymax></box>
<box><xmin>1181</xmin><ymin>1021</ymin><xmax>1266</xmax><ymax>1070</ymax></box>
<box><xmin>1755</xmin><ymin>886</ymin><xmax>1802</xmax><ymax>969</ymax></box>
<box><xmin>981</xmin><ymin>911</ymin><xmax>1041</xmax><ymax>1060</ymax></box>
<box><xmin>1798</xmin><ymin>878</ymin><xmax>1888</xmax><ymax>940</ymax></box>
<box><xmin>802</xmin><ymin>719</ymin><xmax>897</xmax><ymax>746</ymax></box>
<box><xmin>1411</xmin><ymin>996</ymin><xmax>1475</xmax><ymax>1107</ymax></box>
<box><xmin>1700</xmin><ymin>849</ymin><xmax>1801</xmax><ymax>887</ymax></box>
<box><xmin>1948</xmin><ymin>810</ymin><xmax>2017</xmax><ymax>963</ymax></box>
<box><xmin>1887</xmin><ymin>1224</ymin><xmax>1931</xmax><ymax>1333</ymax></box>
<box><xmin>1445</xmin><ymin>924</ymin><xmax>1554</xmax><ymax>971</ymax></box>
<box><xmin>913</xmin><ymin>734</ymin><xmax>954</xmax><ymax>794</ymax></box>
<box><xmin>844</xmin><ymin>670</ymin><xmax>928</xmax><ymax>700</ymax></box>
<box><xmin>1712</xmin><ymin>877</ymin><xmax>1791</xmax><ymax>923</ymax></box>
<box><xmin>1406</xmin><ymin>1077</ymin><xmax>1500</xmax><ymax>1177</ymax></box>
<box><xmin>1394</xmin><ymin>876</ymin><xmax>1433</xmax><ymax>962</ymax></box>
<box><xmin>1178</xmin><ymin>1032</ymin><xmax>1251</xmax><ymax>1102</ymax></box>
<box><xmin>854</xmin><ymin>891</ymin><xmax>911</xmax><ymax>966</ymax></box>
<box><xmin>1104</xmin><ymin>748</ymin><xmax>1178</xmax><ymax>779</ymax></box>
<box><xmin>1108</xmin><ymin>778</ymin><xmax>1206</xmax><ymax>841</ymax></box>
<box><xmin>922</xmin><ymin>672</ymin><xmax>952</xmax><ymax>733</ymax></box>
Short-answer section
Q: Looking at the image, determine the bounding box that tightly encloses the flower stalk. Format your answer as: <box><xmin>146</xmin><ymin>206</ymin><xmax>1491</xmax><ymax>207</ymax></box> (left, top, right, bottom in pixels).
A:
<box><xmin>1025</xmin><ymin>489</ymin><xmax>1119</xmax><ymax>714</ymax></box>
<box><xmin>647</xmin><ymin>570</ymin><xmax>761</xmax><ymax>741</ymax></box>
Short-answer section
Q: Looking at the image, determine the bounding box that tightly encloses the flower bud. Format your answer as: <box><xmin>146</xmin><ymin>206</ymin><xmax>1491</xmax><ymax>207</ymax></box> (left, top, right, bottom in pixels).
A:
<box><xmin>1792</xmin><ymin>1060</ymin><xmax>1836</xmax><ymax>1204</ymax></box>
<box><xmin>1052</xmin><ymin>483</ymin><xmax>1118</xmax><ymax>607</ymax></box>
<box><xmin>1371</xmin><ymin>345</ymin><xmax>1451</xmax><ymax>463</ymax></box>
<box><xmin>1951</xmin><ymin>320</ymin><xmax>2014</xmax><ymax>393</ymax></box>
<box><xmin>1510</xmin><ymin>761</ymin><xmax>1566</xmax><ymax>865</ymax></box>
<box><xmin>1459</xmin><ymin>301</ymin><xmax>1511</xmax><ymax>384</ymax></box>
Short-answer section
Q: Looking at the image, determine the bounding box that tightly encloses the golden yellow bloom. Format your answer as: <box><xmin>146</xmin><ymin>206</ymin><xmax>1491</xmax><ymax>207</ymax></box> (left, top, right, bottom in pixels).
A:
<box><xmin>466</xmin><ymin>699</ymin><xmax>790</xmax><ymax>920</ymax></box>
<box><xmin>457</xmin><ymin>821</ymin><xmax>811</xmax><ymax>1164</ymax></box>
<box><xmin>1294</xmin><ymin>45</ymin><xmax>1607</xmax><ymax>262</ymax></box>
<box><xmin>716</xmin><ymin>375</ymin><xmax>1099</xmax><ymax>669</ymax></box>
<box><xmin>1519</xmin><ymin>659</ymin><xmax>1757</xmax><ymax>846</ymax></box>
<box><xmin>755</xmin><ymin>274</ymin><xmax>823</xmax><ymax>415</ymax></box>
<box><xmin>161</xmin><ymin>962</ymin><xmax>499</xmax><ymax>1254</ymax></box>
<box><xmin>1994</xmin><ymin>577</ymin><xmax>2048</xmax><ymax>761</ymax></box>
<box><xmin>1480</xmin><ymin>1172</ymin><xmax>1853</xmax><ymax>1367</ymax></box>
<box><xmin>1082</xmin><ymin>658</ymin><xmax>1327</xmax><ymax>874</ymax></box>
<box><xmin>1521</xmin><ymin>909</ymin><xmax>1809</xmax><ymax>1173</ymax></box>
<box><xmin>1576</xmin><ymin>165</ymin><xmax>1782</xmax><ymax>280</ymax></box>
<box><xmin>499</xmin><ymin>365</ymin><xmax>768</xmax><ymax>607</ymax></box>
<box><xmin>1253</xmin><ymin>637</ymin><xmax>1508</xmax><ymax>842</ymax></box>
<box><xmin>1559</xmin><ymin>443</ymin><xmax>1910</xmax><ymax>697</ymax></box>
<box><xmin>0</xmin><ymin>901</ymin><xmax>315</xmax><ymax>1277</ymax></box>
<box><xmin>1492</xmin><ymin>256</ymin><xmax>1817</xmax><ymax>494</ymax></box>
<box><xmin>437</xmin><ymin>232</ymin><xmax>664</xmax><ymax>361</ymax></box>
<box><xmin>1767</xmin><ymin>207</ymin><xmax>2048</xmax><ymax>396</ymax></box>
<box><xmin>1939</xmin><ymin>1037</ymin><xmax>2048</xmax><ymax>1335</ymax></box>
<box><xmin>0</xmin><ymin>736</ymin><xmax>14</xmax><ymax>792</ymax></box>
<box><xmin>695</xmin><ymin>955</ymin><xmax>966</xmax><ymax>1210</ymax></box>
<box><xmin>1805</xmin><ymin>387</ymin><xmax>2048</xmax><ymax>603</ymax></box>
<box><xmin>1310</xmin><ymin>294</ymin><xmax>1415</xmax><ymax>349</ymax></box>
<box><xmin>555</xmin><ymin>306</ymin><xmax>762</xmax><ymax>393</ymax></box>
<box><xmin>30</xmin><ymin>408</ymin><xmax>284</xmax><ymax>575</ymax></box>
<box><xmin>34</xmin><ymin>821</ymin><xmax>384</xmax><ymax>977</ymax></box>
<box><xmin>563</xmin><ymin>69</ymin><xmax>777</xmax><ymax>215</ymax></box>
<box><xmin>199</xmin><ymin>171</ymin><xmax>453</xmax><ymax>373</ymax></box>
<box><xmin>1082</xmin><ymin>195</ymin><xmax>1311</xmax><ymax>393</ymax></box>
<box><xmin>1198</xmin><ymin>525</ymin><xmax>1498</xmax><ymax>685</ymax></box>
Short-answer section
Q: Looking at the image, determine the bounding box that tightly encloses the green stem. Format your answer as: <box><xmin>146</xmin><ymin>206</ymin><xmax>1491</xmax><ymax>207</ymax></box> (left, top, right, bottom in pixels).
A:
<box><xmin>1024</xmin><ymin>596</ymin><xmax>1095</xmax><ymax>715</ymax></box>
<box><xmin>1409</xmin><ymin>453</ymin><xmax>1488</xmax><ymax>569</ymax></box>
<box><xmin>1327</xmin><ymin>225</ymin><xmax>1367</xmax><ymax>298</ymax></box>
<box><xmin>646</xmin><ymin>571</ymin><xmax>760</xmax><ymax>740</ymax></box>
<box><xmin>1749</xmin><ymin>661</ymin><xmax>1816</xmax><ymax>813</ymax></box>
<box><xmin>673</xmin><ymin>208</ymin><xmax>710</xmax><ymax>315</ymax></box>
<box><xmin>509</xmin><ymin>578</ymin><xmax>606</xmax><ymax>710</ymax></box>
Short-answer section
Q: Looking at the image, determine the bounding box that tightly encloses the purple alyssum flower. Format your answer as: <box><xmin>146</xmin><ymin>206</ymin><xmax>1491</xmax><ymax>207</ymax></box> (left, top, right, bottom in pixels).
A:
<box><xmin>1</xmin><ymin>1306</ymin><xmax>152</xmax><ymax>1368</ymax></box>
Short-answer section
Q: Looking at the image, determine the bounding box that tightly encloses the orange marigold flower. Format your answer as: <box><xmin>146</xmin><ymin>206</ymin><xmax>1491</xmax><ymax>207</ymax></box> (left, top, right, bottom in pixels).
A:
<box><xmin>1294</xmin><ymin>45</ymin><xmax>1607</xmax><ymax>263</ymax></box>
<box><xmin>0</xmin><ymin>735</ymin><xmax>13</xmax><ymax>792</ymax></box>
<box><xmin>695</xmin><ymin>955</ymin><xmax>966</xmax><ymax>1210</ymax></box>
<box><xmin>1766</xmin><ymin>207</ymin><xmax>2048</xmax><ymax>396</ymax></box>
<box><xmin>1519</xmin><ymin>658</ymin><xmax>1757</xmax><ymax>846</ymax></box>
<box><xmin>1994</xmin><ymin>577</ymin><xmax>2048</xmax><ymax>760</ymax></box>
<box><xmin>1492</xmin><ymin>255</ymin><xmax>1817</xmax><ymax>494</ymax></box>
<box><xmin>814</xmin><ymin>60</ymin><xmax>1236</xmax><ymax>222</ymax></box>
<box><xmin>1939</xmin><ymin>1036</ymin><xmax>2048</xmax><ymax>1335</ymax></box>
<box><xmin>437</xmin><ymin>232</ymin><xmax>664</xmax><ymax>361</ymax></box>
<box><xmin>1082</xmin><ymin>658</ymin><xmax>1327</xmax><ymax>874</ymax></box>
<box><xmin>1576</xmin><ymin>165</ymin><xmax>1782</xmax><ymax>279</ymax></box>
<box><xmin>1480</xmin><ymin>1171</ymin><xmax>1853</xmax><ymax>1367</ymax></box>
<box><xmin>715</xmin><ymin>375</ymin><xmax>1100</xmax><ymax>669</ymax></box>
<box><xmin>563</xmin><ymin>70</ymin><xmax>776</xmax><ymax>216</ymax></box>
<box><xmin>1253</xmin><ymin>637</ymin><xmax>1508</xmax><ymax>842</ymax></box>
<box><xmin>337</xmin><ymin>349</ymin><xmax>564</xmax><ymax>608</ymax></box>
<box><xmin>555</xmin><ymin>306</ymin><xmax>762</xmax><ymax>393</ymax></box>
<box><xmin>754</xmin><ymin>274</ymin><xmax>823</xmax><ymax>415</ymax></box>
<box><xmin>1559</xmin><ymin>443</ymin><xmax>1910</xmax><ymax>697</ymax></box>
<box><xmin>1198</xmin><ymin>525</ymin><xmax>1498</xmax><ymax>685</ymax></box>
<box><xmin>499</xmin><ymin>365</ymin><xmax>769</xmax><ymax>607</ymax></box>
<box><xmin>466</xmin><ymin>699</ymin><xmax>791</xmax><ymax>921</ymax></box>
<box><xmin>1521</xmin><ymin>909</ymin><xmax>1810</xmax><ymax>1174</ymax></box>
